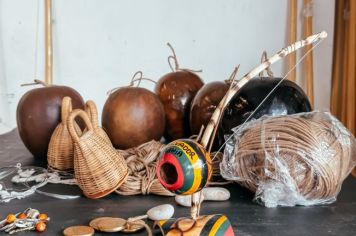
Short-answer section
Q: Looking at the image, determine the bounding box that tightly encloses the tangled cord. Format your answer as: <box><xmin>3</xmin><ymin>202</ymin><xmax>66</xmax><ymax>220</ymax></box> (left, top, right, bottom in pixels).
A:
<box><xmin>115</xmin><ymin>140</ymin><xmax>174</xmax><ymax>196</ymax></box>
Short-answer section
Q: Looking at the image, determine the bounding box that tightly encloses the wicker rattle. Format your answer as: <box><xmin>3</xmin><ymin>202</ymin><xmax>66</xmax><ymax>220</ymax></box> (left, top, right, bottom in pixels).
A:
<box><xmin>67</xmin><ymin>109</ymin><xmax>128</xmax><ymax>199</ymax></box>
<box><xmin>47</xmin><ymin>96</ymin><xmax>81</xmax><ymax>170</ymax></box>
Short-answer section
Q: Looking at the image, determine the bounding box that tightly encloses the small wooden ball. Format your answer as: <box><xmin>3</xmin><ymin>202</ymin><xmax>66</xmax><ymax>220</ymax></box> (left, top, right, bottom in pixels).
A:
<box><xmin>156</xmin><ymin>139</ymin><xmax>212</xmax><ymax>195</ymax></box>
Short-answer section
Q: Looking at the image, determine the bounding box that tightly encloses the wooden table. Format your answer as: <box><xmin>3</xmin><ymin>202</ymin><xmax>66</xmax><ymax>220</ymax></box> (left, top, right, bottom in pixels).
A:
<box><xmin>0</xmin><ymin>129</ymin><xmax>355</xmax><ymax>235</ymax></box>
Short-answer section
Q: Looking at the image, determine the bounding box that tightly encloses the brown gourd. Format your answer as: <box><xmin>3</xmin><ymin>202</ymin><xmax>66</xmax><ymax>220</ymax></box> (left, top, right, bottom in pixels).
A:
<box><xmin>102</xmin><ymin>87</ymin><xmax>165</xmax><ymax>150</ymax></box>
<box><xmin>16</xmin><ymin>80</ymin><xmax>84</xmax><ymax>163</ymax></box>
<box><xmin>155</xmin><ymin>71</ymin><xmax>203</xmax><ymax>141</ymax></box>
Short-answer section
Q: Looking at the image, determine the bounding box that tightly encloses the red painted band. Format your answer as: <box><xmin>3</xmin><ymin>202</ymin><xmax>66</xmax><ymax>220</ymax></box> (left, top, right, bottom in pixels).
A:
<box><xmin>156</xmin><ymin>153</ymin><xmax>184</xmax><ymax>191</ymax></box>
<box><xmin>224</xmin><ymin>226</ymin><xmax>235</xmax><ymax>236</ymax></box>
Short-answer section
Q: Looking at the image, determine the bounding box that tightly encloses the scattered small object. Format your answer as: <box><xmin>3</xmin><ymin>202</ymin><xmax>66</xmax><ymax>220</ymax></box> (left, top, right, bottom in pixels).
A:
<box><xmin>126</xmin><ymin>204</ymin><xmax>174</xmax><ymax>224</ymax></box>
<box><xmin>146</xmin><ymin>204</ymin><xmax>174</xmax><ymax>221</ymax></box>
<box><xmin>89</xmin><ymin>217</ymin><xmax>147</xmax><ymax>234</ymax></box>
<box><xmin>0</xmin><ymin>208</ymin><xmax>50</xmax><ymax>234</ymax></box>
<box><xmin>17</xmin><ymin>213</ymin><xmax>26</xmax><ymax>220</ymax></box>
<box><xmin>175</xmin><ymin>187</ymin><xmax>230</xmax><ymax>207</ymax></box>
<box><xmin>38</xmin><ymin>213</ymin><xmax>48</xmax><ymax>221</ymax></box>
<box><xmin>35</xmin><ymin>221</ymin><xmax>46</xmax><ymax>232</ymax></box>
<box><xmin>87</xmin><ymin>204</ymin><xmax>171</xmax><ymax>235</ymax></box>
<box><xmin>63</xmin><ymin>225</ymin><xmax>94</xmax><ymax>236</ymax></box>
<box><xmin>203</xmin><ymin>187</ymin><xmax>230</xmax><ymax>201</ymax></box>
<box><xmin>26</xmin><ymin>209</ymin><xmax>40</xmax><ymax>219</ymax></box>
<box><xmin>6</xmin><ymin>215</ymin><xmax>16</xmax><ymax>224</ymax></box>
<box><xmin>122</xmin><ymin>219</ymin><xmax>146</xmax><ymax>233</ymax></box>
<box><xmin>89</xmin><ymin>217</ymin><xmax>126</xmax><ymax>232</ymax></box>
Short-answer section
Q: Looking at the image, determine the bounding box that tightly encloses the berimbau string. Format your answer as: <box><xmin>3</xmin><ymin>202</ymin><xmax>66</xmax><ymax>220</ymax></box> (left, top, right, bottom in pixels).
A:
<box><xmin>211</xmin><ymin>36</ymin><xmax>324</xmax><ymax>161</ymax></box>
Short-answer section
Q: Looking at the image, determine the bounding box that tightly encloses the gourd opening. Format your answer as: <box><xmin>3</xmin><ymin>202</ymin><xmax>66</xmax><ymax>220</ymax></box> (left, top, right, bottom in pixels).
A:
<box><xmin>160</xmin><ymin>163</ymin><xmax>178</xmax><ymax>185</ymax></box>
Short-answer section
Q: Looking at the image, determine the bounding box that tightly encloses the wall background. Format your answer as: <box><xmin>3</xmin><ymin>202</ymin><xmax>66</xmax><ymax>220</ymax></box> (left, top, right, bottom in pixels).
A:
<box><xmin>0</xmin><ymin>0</ymin><xmax>335</xmax><ymax>134</ymax></box>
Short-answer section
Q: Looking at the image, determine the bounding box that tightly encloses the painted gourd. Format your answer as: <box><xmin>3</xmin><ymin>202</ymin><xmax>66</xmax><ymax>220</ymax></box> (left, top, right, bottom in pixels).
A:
<box><xmin>156</xmin><ymin>139</ymin><xmax>212</xmax><ymax>195</ymax></box>
<box><xmin>218</xmin><ymin>77</ymin><xmax>311</xmax><ymax>145</ymax></box>
<box><xmin>154</xmin><ymin>214</ymin><xmax>235</xmax><ymax>236</ymax></box>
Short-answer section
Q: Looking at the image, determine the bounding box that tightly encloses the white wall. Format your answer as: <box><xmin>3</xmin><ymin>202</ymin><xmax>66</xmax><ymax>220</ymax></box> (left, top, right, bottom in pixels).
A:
<box><xmin>0</xmin><ymin>0</ymin><xmax>335</xmax><ymax>134</ymax></box>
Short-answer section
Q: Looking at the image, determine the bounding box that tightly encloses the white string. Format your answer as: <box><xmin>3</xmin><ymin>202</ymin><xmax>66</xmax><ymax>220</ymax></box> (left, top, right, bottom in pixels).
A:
<box><xmin>0</xmin><ymin>165</ymin><xmax>47</xmax><ymax>203</ymax></box>
<box><xmin>0</xmin><ymin>164</ymin><xmax>80</xmax><ymax>203</ymax></box>
<box><xmin>212</xmin><ymin>37</ymin><xmax>324</xmax><ymax>161</ymax></box>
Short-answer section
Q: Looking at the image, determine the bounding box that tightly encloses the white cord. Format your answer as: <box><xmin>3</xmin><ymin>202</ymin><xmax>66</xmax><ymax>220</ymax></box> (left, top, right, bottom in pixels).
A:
<box><xmin>0</xmin><ymin>164</ymin><xmax>80</xmax><ymax>203</ymax></box>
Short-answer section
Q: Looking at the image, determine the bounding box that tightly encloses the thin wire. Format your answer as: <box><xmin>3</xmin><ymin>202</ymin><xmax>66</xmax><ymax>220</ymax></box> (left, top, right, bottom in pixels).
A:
<box><xmin>212</xmin><ymin>37</ymin><xmax>323</xmax><ymax>161</ymax></box>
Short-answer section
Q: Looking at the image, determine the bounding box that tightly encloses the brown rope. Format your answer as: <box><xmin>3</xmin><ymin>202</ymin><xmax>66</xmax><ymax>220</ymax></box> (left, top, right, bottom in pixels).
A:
<box><xmin>114</xmin><ymin>137</ymin><xmax>225</xmax><ymax>196</ymax></box>
<box><xmin>107</xmin><ymin>71</ymin><xmax>156</xmax><ymax>95</ymax></box>
<box><xmin>229</xmin><ymin>113</ymin><xmax>355</xmax><ymax>201</ymax></box>
<box><xmin>167</xmin><ymin>43</ymin><xmax>202</xmax><ymax>73</ymax></box>
<box><xmin>21</xmin><ymin>79</ymin><xmax>49</xmax><ymax>87</ymax></box>
<box><xmin>258</xmin><ymin>51</ymin><xmax>274</xmax><ymax>78</ymax></box>
<box><xmin>115</xmin><ymin>140</ymin><xmax>174</xmax><ymax>196</ymax></box>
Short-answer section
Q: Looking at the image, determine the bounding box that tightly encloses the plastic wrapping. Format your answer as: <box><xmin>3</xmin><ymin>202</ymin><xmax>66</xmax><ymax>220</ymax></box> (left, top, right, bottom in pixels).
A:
<box><xmin>221</xmin><ymin>111</ymin><xmax>356</xmax><ymax>207</ymax></box>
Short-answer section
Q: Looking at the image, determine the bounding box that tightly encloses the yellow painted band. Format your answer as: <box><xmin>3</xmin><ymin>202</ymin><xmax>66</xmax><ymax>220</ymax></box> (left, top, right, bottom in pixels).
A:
<box><xmin>208</xmin><ymin>215</ymin><xmax>227</xmax><ymax>236</ymax></box>
<box><xmin>158</xmin><ymin>219</ymin><xmax>168</xmax><ymax>226</ymax></box>
<box><xmin>174</xmin><ymin>141</ymin><xmax>202</xmax><ymax>194</ymax></box>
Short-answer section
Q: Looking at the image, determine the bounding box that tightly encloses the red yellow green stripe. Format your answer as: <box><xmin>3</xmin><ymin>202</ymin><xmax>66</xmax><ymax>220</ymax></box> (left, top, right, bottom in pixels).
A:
<box><xmin>174</xmin><ymin>141</ymin><xmax>203</xmax><ymax>194</ymax></box>
<box><xmin>208</xmin><ymin>215</ymin><xmax>232</xmax><ymax>236</ymax></box>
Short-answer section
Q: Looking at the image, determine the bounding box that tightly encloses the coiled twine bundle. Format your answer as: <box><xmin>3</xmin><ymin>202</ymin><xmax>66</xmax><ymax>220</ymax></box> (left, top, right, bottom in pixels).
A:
<box><xmin>116</xmin><ymin>141</ymin><xmax>173</xmax><ymax>196</ymax></box>
<box><xmin>221</xmin><ymin>111</ymin><xmax>356</xmax><ymax>207</ymax></box>
<box><xmin>115</xmin><ymin>140</ymin><xmax>224</xmax><ymax>196</ymax></box>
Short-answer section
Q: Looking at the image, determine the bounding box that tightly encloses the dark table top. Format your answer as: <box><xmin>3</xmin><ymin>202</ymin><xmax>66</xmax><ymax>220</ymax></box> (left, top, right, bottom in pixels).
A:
<box><xmin>0</xmin><ymin>129</ymin><xmax>355</xmax><ymax>236</ymax></box>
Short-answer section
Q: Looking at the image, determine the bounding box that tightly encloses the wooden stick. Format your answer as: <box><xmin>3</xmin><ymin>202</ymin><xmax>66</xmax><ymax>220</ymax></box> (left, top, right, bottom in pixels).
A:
<box><xmin>346</xmin><ymin>0</ymin><xmax>356</xmax><ymax>134</ymax></box>
<box><xmin>330</xmin><ymin>0</ymin><xmax>346</xmax><ymax>117</ymax></box>
<box><xmin>341</xmin><ymin>2</ymin><xmax>350</xmax><ymax>125</ymax></box>
<box><xmin>190</xmin><ymin>192</ymin><xmax>200</xmax><ymax>220</ymax></box>
<box><xmin>287</xmin><ymin>0</ymin><xmax>297</xmax><ymax>82</ymax></box>
<box><xmin>303</xmin><ymin>0</ymin><xmax>314</xmax><ymax>107</ymax></box>
<box><xmin>45</xmin><ymin>0</ymin><xmax>53</xmax><ymax>85</ymax></box>
<box><xmin>200</xmin><ymin>31</ymin><xmax>327</xmax><ymax>149</ymax></box>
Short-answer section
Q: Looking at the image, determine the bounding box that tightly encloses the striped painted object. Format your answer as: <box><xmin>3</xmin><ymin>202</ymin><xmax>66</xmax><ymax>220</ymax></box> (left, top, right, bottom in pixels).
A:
<box><xmin>154</xmin><ymin>214</ymin><xmax>235</xmax><ymax>236</ymax></box>
<box><xmin>157</xmin><ymin>139</ymin><xmax>212</xmax><ymax>195</ymax></box>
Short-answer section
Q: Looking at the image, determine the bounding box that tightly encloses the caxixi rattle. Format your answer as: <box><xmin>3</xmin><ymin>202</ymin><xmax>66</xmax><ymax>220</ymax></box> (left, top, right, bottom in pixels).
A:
<box><xmin>156</xmin><ymin>139</ymin><xmax>234</xmax><ymax>236</ymax></box>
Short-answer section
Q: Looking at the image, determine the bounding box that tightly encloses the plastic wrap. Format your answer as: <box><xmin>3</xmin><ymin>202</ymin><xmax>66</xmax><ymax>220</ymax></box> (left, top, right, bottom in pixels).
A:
<box><xmin>221</xmin><ymin>111</ymin><xmax>356</xmax><ymax>207</ymax></box>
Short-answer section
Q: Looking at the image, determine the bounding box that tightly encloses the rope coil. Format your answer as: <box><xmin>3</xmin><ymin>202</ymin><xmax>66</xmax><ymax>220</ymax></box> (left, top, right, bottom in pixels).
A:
<box><xmin>116</xmin><ymin>141</ymin><xmax>174</xmax><ymax>196</ymax></box>
<box><xmin>221</xmin><ymin>111</ymin><xmax>356</xmax><ymax>207</ymax></box>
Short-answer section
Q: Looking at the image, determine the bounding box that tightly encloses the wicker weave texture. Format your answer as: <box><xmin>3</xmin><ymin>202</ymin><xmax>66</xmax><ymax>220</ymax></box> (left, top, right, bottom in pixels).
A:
<box><xmin>47</xmin><ymin>96</ymin><xmax>81</xmax><ymax>170</ymax></box>
<box><xmin>68</xmin><ymin>109</ymin><xmax>128</xmax><ymax>199</ymax></box>
<box><xmin>85</xmin><ymin>100</ymin><xmax>111</xmax><ymax>143</ymax></box>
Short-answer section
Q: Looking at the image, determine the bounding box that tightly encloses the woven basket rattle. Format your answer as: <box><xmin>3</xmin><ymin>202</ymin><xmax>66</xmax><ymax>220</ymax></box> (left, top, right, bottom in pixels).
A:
<box><xmin>85</xmin><ymin>100</ymin><xmax>111</xmax><ymax>143</ymax></box>
<box><xmin>47</xmin><ymin>96</ymin><xmax>82</xmax><ymax>170</ymax></box>
<box><xmin>67</xmin><ymin>109</ymin><xmax>129</xmax><ymax>199</ymax></box>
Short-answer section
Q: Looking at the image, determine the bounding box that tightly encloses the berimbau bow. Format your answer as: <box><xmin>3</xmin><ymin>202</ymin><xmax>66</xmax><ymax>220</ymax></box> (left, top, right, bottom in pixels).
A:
<box><xmin>200</xmin><ymin>30</ymin><xmax>328</xmax><ymax>149</ymax></box>
<box><xmin>190</xmin><ymin>31</ymin><xmax>328</xmax><ymax>220</ymax></box>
